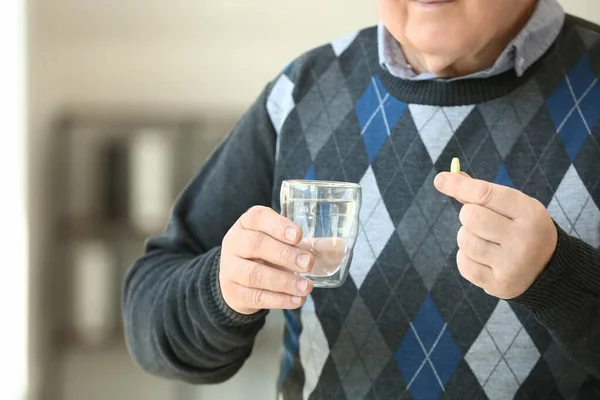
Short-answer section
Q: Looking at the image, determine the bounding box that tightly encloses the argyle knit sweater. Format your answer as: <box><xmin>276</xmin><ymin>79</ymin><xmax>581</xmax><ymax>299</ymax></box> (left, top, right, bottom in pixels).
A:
<box><xmin>123</xmin><ymin>15</ymin><xmax>600</xmax><ymax>400</ymax></box>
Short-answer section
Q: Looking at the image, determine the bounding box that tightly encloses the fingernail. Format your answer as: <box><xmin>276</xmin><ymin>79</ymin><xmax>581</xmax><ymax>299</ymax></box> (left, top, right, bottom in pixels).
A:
<box><xmin>291</xmin><ymin>296</ymin><xmax>303</xmax><ymax>305</ymax></box>
<box><xmin>285</xmin><ymin>227</ymin><xmax>297</xmax><ymax>242</ymax></box>
<box><xmin>297</xmin><ymin>279</ymin><xmax>309</xmax><ymax>293</ymax></box>
<box><xmin>434</xmin><ymin>174</ymin><xmax>446</xmax><ymax>189</ymax></box>
<box><xmin>297</xmin><ymin>254</ymin><xmax>311</xmax><ymax>270</ymax></box>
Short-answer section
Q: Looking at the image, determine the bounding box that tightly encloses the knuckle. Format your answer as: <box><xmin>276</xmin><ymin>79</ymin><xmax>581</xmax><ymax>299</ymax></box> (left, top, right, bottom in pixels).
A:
<box><xmin>251</xmin><ymin>289</ymin><xmax>265</xmax><ymax>307</ymax></box>
<box><xmin>245</xmin><ymin>262</ymin><xmax>264</xmax><ymax>287</ymax></box>
<box><xmin>241</xmin><ymin>287</ymin><xmax>265</xmax><ymax>308</ymax></box>
<box><xmin>475</xmin><ymin>182</ymin><xmax>495</xmax><ymax>205</ymax></box>
<box><xmin>242</xmin><ymin>206</ymin><xmax>266</xmax><ymax>228</ymax></box>
<box><xmin>240</xmin><ymin>287</ymin><xmax>253</xmax><ymax>305</ymax></box>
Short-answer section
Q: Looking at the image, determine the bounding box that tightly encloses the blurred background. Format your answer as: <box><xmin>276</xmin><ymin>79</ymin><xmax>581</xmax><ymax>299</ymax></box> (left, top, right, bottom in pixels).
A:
<box><xmin>0</xmin><ymin>0</ymin><xmax>597</xmax><ymax>399</ymax></box>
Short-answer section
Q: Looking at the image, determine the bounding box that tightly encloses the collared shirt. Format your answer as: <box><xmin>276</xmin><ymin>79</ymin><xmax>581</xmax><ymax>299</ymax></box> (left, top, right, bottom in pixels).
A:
<box><xmin>378</xmin><ymin>0</ymin><xmax>565</xmax><ymax>81</ymax></box>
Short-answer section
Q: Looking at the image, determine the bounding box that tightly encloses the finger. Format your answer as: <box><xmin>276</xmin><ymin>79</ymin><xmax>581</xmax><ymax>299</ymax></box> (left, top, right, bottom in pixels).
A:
<box><xmin>434</xmin><ymin>172</ymin><xmax>526</xmax><ymax>219</ymax></box>
<box><xmin>233</xmin><ymin>259</ymin><xmax>313</xmax><ymax>297</ymax></box>
<box><xmin>235</xmin><ymin>284</ymin><xmax>306</xmax><ymax>311</ymax></box>
<box><xmin>237</xmin><ymin>229</ymin><xmax>314</xmax><ymax>272</ymax></box>
<box><xmin>240</xmin><ymin>206</ymin><xmax>303</xmax><ymax>245</ymax></box>
<box><xmin>456</xmin><ymin>249</ymin><xmax>493</xmax><ymax>288</ymax></box>
<box><xmin>459</xmin><ymin>204</ymin><xmax>512</xmax><ymax>245</ymax></box>
<box><xmin>457</xmin><ymin>226</ymin><xmax>502</xmax><ymax>267</ymax></box>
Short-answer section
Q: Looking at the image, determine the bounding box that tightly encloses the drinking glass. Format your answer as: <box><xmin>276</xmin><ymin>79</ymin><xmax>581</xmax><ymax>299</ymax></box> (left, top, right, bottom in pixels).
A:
<box><xmin>280</xmin><ymin>180</ymin><xmax>362</xmax><ymax>288</ymax></box>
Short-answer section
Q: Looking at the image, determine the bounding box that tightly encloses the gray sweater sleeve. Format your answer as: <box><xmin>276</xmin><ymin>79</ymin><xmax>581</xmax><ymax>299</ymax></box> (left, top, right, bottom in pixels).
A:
<box><xmin>122</xmin><ymin>83</ymin><xmax>277</xmax><ymax>384</ymax></box>
<box><xmin>513</xmin><ymin>224</ymin><xmax>600</xmax><ymax>378</ymax></box>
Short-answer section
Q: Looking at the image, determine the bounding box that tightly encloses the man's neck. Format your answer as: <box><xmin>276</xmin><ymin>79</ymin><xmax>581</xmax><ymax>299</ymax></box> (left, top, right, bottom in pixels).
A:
<box><xmin>402</xmin><ymin>2</ymin><xmax>538</xmax><ymax>78</ymax></box>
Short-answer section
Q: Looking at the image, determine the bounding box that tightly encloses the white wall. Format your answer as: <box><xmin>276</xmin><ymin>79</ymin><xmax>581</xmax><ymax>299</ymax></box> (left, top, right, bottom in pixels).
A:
<box><xmin>561</xmin><ymin>0</ymin><xmax>600</xmax><ymax>22</ymax></box>
<box><xmin>2</xmin><ymin>1</ymin><xmax>28</xmax><ymax>400</ymax></box>
<box><xmin>27</xmin><ymin>1</ymin><xmax>599</xmax><ymax>400</ymax></box>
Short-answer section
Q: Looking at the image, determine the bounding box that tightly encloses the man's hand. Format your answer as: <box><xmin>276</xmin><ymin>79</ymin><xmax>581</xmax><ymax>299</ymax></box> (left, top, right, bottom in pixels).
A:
<box><xmin>434</xmin><ymin>172</ymin><xmax>558</xmax><ymax>299</ymax></box>
<box><xmin>220</xmin><ymin>206</ymin><xmax>315</xmax><ymax>315</ymax></box>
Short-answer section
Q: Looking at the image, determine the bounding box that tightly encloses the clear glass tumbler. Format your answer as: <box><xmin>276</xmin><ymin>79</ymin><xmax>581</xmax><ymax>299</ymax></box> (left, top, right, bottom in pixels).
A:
<box><xmin>280</xmin><ymin>180</ymin><xmax>362</xmax><ymax>288</ymax></box>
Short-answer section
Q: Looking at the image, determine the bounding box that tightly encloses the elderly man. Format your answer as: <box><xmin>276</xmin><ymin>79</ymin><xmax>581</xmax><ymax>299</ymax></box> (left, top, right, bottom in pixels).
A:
<box><xmin>123</xmin><ymin>0</ymin><xmax>600</xmax><ymax>398</ymax></box>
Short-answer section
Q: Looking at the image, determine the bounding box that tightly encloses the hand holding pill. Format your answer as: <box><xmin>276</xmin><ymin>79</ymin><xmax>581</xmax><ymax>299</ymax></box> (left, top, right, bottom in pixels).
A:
<box><xmin>433</xmin><ymin>167</ymin><xmax>558</xmax><ymax>300</ymax></box>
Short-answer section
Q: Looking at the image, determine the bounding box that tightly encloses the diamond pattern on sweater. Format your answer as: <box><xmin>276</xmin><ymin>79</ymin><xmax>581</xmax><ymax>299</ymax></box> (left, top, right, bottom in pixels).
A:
<box><xmin>577</xmin><ymin>26</ymin><xmax>600</xmax><ymax>49</ymax></box>
<box><xmin>355</xmin><ymin>75</ymin><xmax>407</xmax><ymax>163</ymax></box>
<box><xmin>574</xmin><ymin>134</ymin><xmax>600</xmax><ymax>193</ymax></box>
<box><xmin>547</xmin><ymin>55</ymin><xmax>600</xmax><ymax>161</ymax></box>
<box><xmin>494</xmin><ymin>163</ymin><xmax>515</xmax><ymax>188</ymax></box>
<box><xmin>395</xmin><ymin>296</ymin><xmax>461</xmax><ymax>400</ymax></box>
<box><xmin>409</xmin><ymin>104</ymin><xmax>474</xmax><ymax>163</ymax></box>
<box><xmin>465</xmin><ymin>301</ymin><xmax>541</xmax><ymax>400</ymax></box>
<box><xmin>351</xmin><ymin>166</ymin><xmax>395</xmax><ymax>288</ymax></box>
<box><xmin>331</xmin><ymin>32</ymin><xmax>359</xmax><ymax>56</ymax></box>
<box><xmin>576</xmin><ymin>198</ymin><xmax>600</xmax><ymax>248</ymax></box>
<box><xmin>350</xmin><ymin>227</ymin><xmax>377</xmax><ymax>291</ymax></box>
<box><xmin>397</xmin><ymin>169</ymin><xmax>455</xmax><ymax>290</ymax></box>
<box><xmin>297</xmin><ymin>62</ymin><xmax>354</xmax><ymax>160</ymax></box>
<box><xmin>268</xmin><ymin>74</ymin><xmax>296</xmax><ymax>135</ymax></box>
<box><xmin>268</xmin><ymin>74</ymin><xmax>296</xmax><ymax>161</ymax></box>
<box><xmin>547</xmin><ymin>197</ymin><xmax>575</xmax><ymax>234</ymax></box>
<box><xmin>397</xmin><ymin>199</ymin><xmax>429</xmax><ymax>259</ymax></box>
<box><xmin>544</xmin><ymin>343</ymin><xmax>590</xmax><ymax>399</ymax></box>
<box><xmin>300</xmin><ymin>296</ymin><xmax>330</xmax><ymax>399</ymax></box>
<box><xmin>486</xmin><ymin>101</ymin><xmax>525</xmax><ymax>159</ymax></box>
<box><xmin>549</xmin><ymin>165</ymin><xmax>600</xmax><ymax>246</ymax></box>
<box><xmin>275</xmin><ymin>25</ymin><xmax>600</xmax><ymax>400</ymax></box>
<box><xmin>330</xmin><ymin>296</ymin><xmax>392</xmax><ymax>400</ymax></box>
<box><xmin>512</xmin><ymin>80</ymin><xmax>546</xmax><ymax>128</ymax></box>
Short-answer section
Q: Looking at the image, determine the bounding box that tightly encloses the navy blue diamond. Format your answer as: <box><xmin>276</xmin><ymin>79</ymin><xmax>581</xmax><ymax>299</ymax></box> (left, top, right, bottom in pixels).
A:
<box><xmin>394</xmin><ymin>296</ymin><xmax>461</xmax><ymax>399</ymax></box>
<box><xmin>494</xmin><ymin>163</ymin><xmax>514</xmax><ymax>188</ymax></box>
<box><xmin>362</xmin><ymin>112</ymin><xmax>390</xmax><ymax>163</ymax></box>
<box><xmin>546</xmin><ymin>56</ymin><xmax>597</xmax><ymax>129</ymax></box>
<box><xmin>355</xmin><ymin>78</ymin><xmax>381</xmax><ymax>129</ymax></box>
<box><xmin>546</xmin><ymin>79</ymin><xmax>575</xmax><ymax>128</ymax></box>
<box><xmin>355</xmin><ymin>75</ymin><xmax>407</xmax><ymax>163</ymax></box>
<box><xmin>568</xmin><ymin>55</ymin><xmax>596</xmax><ymax>99</ymax></box>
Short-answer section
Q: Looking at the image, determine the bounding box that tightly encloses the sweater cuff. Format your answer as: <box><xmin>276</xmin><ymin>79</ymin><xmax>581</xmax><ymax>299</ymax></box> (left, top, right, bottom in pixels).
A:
<box><xmin>205</xmin><ymin>248</ymin><xmax>269</xmax><ymax>327</ymax></box>
<box><xmin>511</xmin><ymin>223</ymin><xmax>600</xmax><ymax>327</ymax></box>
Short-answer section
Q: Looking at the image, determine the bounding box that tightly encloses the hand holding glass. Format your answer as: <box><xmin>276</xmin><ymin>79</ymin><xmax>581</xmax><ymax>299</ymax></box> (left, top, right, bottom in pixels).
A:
<box><xmin>280</xmin><ymin>180</ymin><xmax>361</xmax><ymax>288</ymax></box>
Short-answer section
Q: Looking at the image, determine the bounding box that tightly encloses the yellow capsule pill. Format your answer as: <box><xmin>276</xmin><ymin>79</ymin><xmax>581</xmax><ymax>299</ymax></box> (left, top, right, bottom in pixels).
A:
<box><xmin>451</xmin><ymin>157</ymin><xmax>460</xmax><ymax>173</ymax></box>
